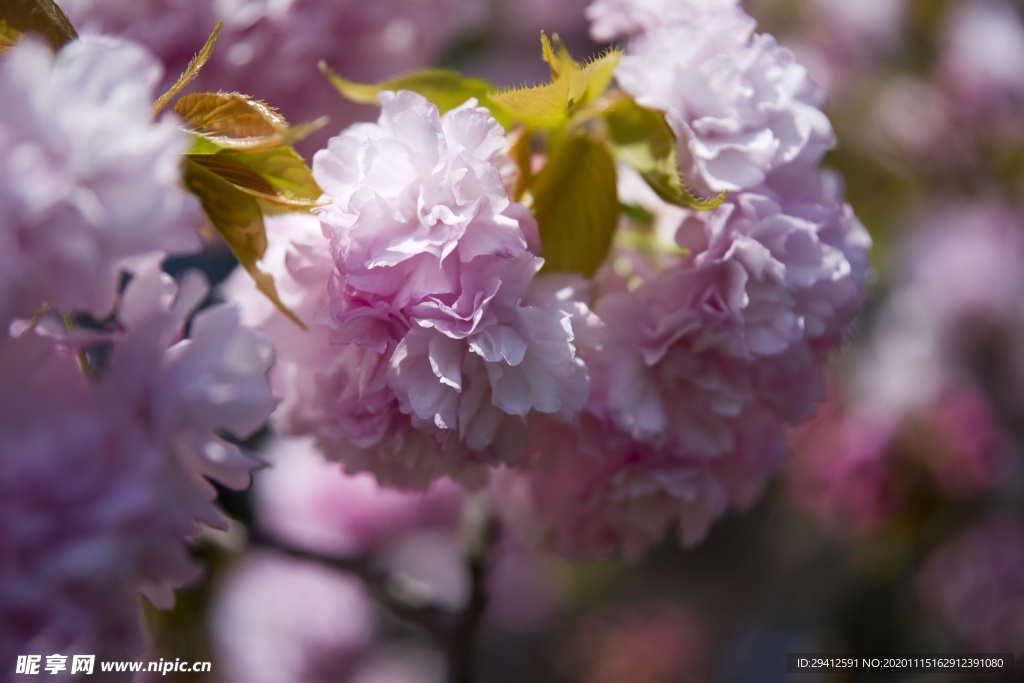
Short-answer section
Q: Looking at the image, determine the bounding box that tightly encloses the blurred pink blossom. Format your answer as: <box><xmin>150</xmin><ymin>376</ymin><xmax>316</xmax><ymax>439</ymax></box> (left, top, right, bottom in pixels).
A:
<box><xmin>63</xmin><ymin>0</ymin><xmax>488</xmax><ymax>153</ymax></box>
<box><xmin>0</xmin><ymin>36</ymin><xmax>200</xmax><ymax>321</ymax></box>
<box><xmin>106</xmin><ymin>264</ymin><xmax>276</xmax><ymax>502</ymax></box>
<box><xmin>568</xmin><ymin>603</ymin><xmax>711</xmax><ymax>683</ymax></box>
<box><xmin>255</xmin><ymin>436</ymin><xmax>462</xmax><ymax>558</ymax></box>
<box><xmin>253</xmin><ymin>436</ymin><xmax>566</xmax><ymax>630</ymax></box>
<box><xmin>0</xmin><ymin>258</ymin><xmax>275</xmax><ymax>663</ymax></box>
<box><xmin>211</xmin><ymin>552</ymin><xmax>377</xmax><ymax>683</ymax></box>
<box><xmin>940</xmin><ymin>0</ymin><xmax>1024</xmax><ymax>109</ymax></box>
<box><xmin>922</xmin><ymin>389</ymin><xmax>1011</xmax><ymax>501</ymax></box>
<box><xmin>786</xmin><ymin>395</ymin><xmax>903</xmax><ymax>538</ymax></box>
<box><xmin>918</xmin><ymin>514</ymin><xmax>1024</xmax><ymax>653</ymax></box>
<box><xmin>505</xmin><ymin>414</ymin><xmax>781</xmax><ymax>559</ymax></box>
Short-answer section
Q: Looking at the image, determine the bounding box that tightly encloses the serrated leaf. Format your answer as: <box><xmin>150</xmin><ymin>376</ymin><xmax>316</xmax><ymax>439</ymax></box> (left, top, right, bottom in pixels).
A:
<box><xmin>602</xmin><ymin>97</ymin><xmax>725</xmax><ymax>210</ymax></box>
<box><xmin>540</xmin><ymin>31</ymin><xmax>560</xmax><ymax>79</ymax></box>
<box><xmin>488</xmin><ymin>33</ymin><xmax>621</xmax><ymax>129</ymax></box>
<box><xmin>182</xmin><ymin>158</ymin><xmax>305</xmax><ymax>329</ymax></box>
<box><xmin>531</xmin><ymin>134</ymin><xmax>618</xmax><ymax>277</ymax></box>
<box><xmin>186</xmin><ymin>147</ymin><xmax>322</xmax><ymax>208</ymax></box>
<box><xmin>320</xmin><ymin>62</ymin><xmax>494</xmax><ymax>116</ymax></box>
<box><xmin>541</xmin><ymin>32</ymin><xmax>618</xmax><ymax>107</ymax></box>
<box><xmin>152</xmin><ymin>22</ymin><xmax>221</xmax><ymax>116</ymax></box>
<box><xmin>488</xmin><ymin>80</ymin><xmax>572</xmax><ymax>129</ymax></box>
<box><xmin>174</xmin><ymin>91</ymin><xmax>325</xmax><ymax>150</ymax></box>
<box><xmin>0</xmin><ymin>0</ymin><xmax>76</xmax><ymax>50</ymax></box>
<box><xmin>575</xmin><ymin>49</ymin><xmax>620</xmax><ymax>109</ymax></box>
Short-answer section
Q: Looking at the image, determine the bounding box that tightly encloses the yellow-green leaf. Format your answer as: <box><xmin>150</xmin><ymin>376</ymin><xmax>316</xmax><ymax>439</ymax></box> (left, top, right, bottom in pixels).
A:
<box><xmin>174</xmin><ymin>91</ymin><xmax>325</xmax><ymax>150</ymax></box>
<box><xmin>540</xmin><ymin>31</ymin><xmax>562</xmax><ymax>79</ymax></box>
<box><xmin>575</xmin><ymin>48</ymin><xmax>620</xmax><ymax>109</ymax></box>
<box><xmin>541</xmin><ymin>32</ymin><xmax>618</xmax><ymax>108</ymax></box>
<box><xmin>237</xmin><ymin>146</ymin><xmax>323</xmax><ymax>206</ymax></box>
<box><xmin>182</xmin><ymin>158</ymin><xmax>305</xmax><ymax>329</ymax></box>
<box><xmin>185</xmin><ymin>133</ymin><xmax>223</xmax><ymax>155</ymax></box>
<box><xmin>320</xmin><ymin>62</ymin><xmax>494</xmax><ymax>116</ymax></box>
<box><xmin>602</xmin><ymin>97</ymin><xmax>725</xmax><ymax>210</ymax></box>
<box><xmin>186</xmin><ymin>147</ymin><xmax>322</xmax><ymax>209</ymax></box>
<box><xmin>488</xmin><ymin>80</ymin><xmax>572</xmax><ymax>130</ymax></box>
<box><xmin>531</xmin><ymin>134</ymin><xmax>618</xmax><ymax>277</ymax></box>
<box><xmin>152</xmin><ymin>22</ymin><xmax>221</xmax><ymax>116</ymax></box>
<box><xmin>0</xmin><ymin>0</ymin><xmax>76</xmax><ymax>50</ymax></box>
<box><xmin>488</xmin><ymin>33</ymin><xmax>621</xmax><ymax>129</ymax></box>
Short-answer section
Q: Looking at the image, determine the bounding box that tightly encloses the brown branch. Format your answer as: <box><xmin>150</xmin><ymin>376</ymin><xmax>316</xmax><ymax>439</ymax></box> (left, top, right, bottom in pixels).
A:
<box><xmin>247</xmin><ymin>496</ymin><xmax>503</xmax><ymax>683</ymax></box>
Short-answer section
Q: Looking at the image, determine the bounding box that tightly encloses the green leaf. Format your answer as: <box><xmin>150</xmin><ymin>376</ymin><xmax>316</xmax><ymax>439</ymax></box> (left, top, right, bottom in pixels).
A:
<box><xmin>185</xmin><ymin>133</ymin><xmax>223</xmax><ymax>155</ymax></box>
<box><xmin>186</xmin><ymin>147</ymin><xmax>322</xmax><ymax>209</ymax></box>
<box><xmin>602</xmin><ymin>97</ymin><xmax>725</xmax><ymax>210</ymax></box>
<box><xmin>152</xmin><ymin>22</ymin><xmax>221</xmax><ymax>116</ymax></box>
<box><xmin>0</xmin><ymin>0</ymin><xmax>76</xmax><ymax>50</ymax></box>
<box><xmin>236</xmin><ymin>146</ymin><xmax>324</xmax><ymax>207</ymax></box>
<box><xmin>182</xmin><ymin>158</ymin><xmax>306</xmax><ymax>329</ymax></box>
<box><xmin>530</xmin><ymin>133</ymin><xmax>619</xmax><ymax>277</ymax></box>
<box><xmin>174</xmin><ymin>91</ymin><xmax>326</xmax><ymax>150</ymax></box>
<box><xmin>320</xmin><ymin>62</ymin><xmax>494</xmax><ymax>116</ymax></box>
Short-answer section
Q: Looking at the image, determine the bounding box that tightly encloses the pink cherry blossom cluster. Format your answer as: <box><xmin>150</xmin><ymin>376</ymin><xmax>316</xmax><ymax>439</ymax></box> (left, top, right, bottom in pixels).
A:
<box><xmin>228</xmin><ymin>0</ymin><xmax>869</xmax><ymax>560</ymax></box>
<box><xmin>229</xmin><ymin>94</ymin><xmax>591</xmax><ymax>487</ymax></box>
<box><xmin>0</xmin><ymin>37</ymin><xmax>275</xmax><ymax>663</ymax></box>
<box><xmin>509</xmin><ymin>0</ymin><xmax>870</xmax><ymax>557</ymax></box>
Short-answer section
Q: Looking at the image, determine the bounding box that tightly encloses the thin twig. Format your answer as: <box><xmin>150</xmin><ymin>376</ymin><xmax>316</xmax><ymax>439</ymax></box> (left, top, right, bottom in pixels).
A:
<box><xmin>247</xmin><ymin>527</ymin><xmax>456</xmax><ymax>638</ymax></box>
<box><xmin>247</xmin><ymin>498</ymin><xmax>502</xmax><ymax>683</ymax></box>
